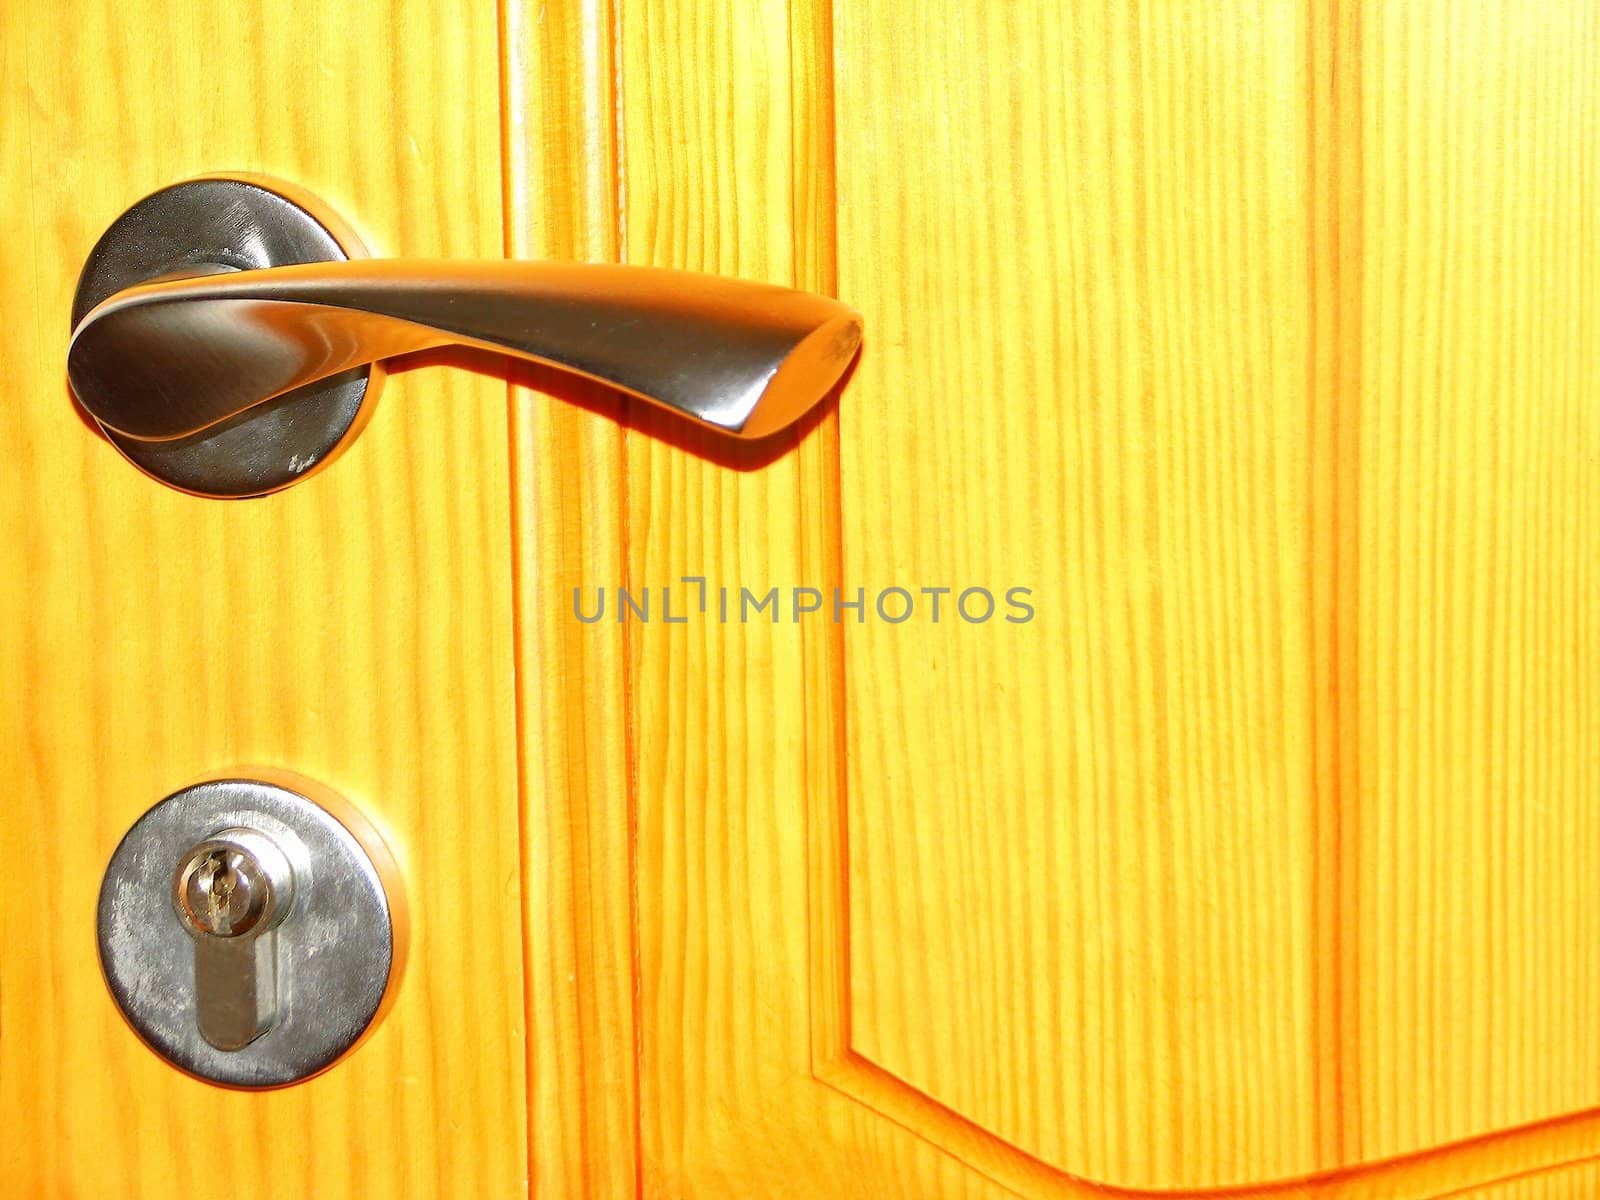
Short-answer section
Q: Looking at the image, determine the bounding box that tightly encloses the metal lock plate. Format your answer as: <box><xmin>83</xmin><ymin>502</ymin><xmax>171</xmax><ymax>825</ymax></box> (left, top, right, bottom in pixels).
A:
<box><xmin>97</xmin><ymin>776</ymin><xmax>401</xmax><ymax>1088</ymax></box>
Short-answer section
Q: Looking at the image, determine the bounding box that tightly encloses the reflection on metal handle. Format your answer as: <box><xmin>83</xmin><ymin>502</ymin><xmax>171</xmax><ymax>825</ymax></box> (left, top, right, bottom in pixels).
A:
<box><xmin>64</xmin><ymin>176</ymin><xmax>862</xmax><ymax>497</ymax></box>
<box><xmin>69</xmin><ymin>259</ymin><xmax>862</xmax><ymax>443</ymax></box>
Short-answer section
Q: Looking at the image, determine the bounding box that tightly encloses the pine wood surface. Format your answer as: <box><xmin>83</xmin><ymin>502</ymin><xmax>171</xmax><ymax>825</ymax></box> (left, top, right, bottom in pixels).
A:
<box><xmin>502</xmin><ymin>0</ymin><xmax>1600</xmax><ymax>1196</ymax></box>
<box><xmin>5</xmin><ymin>1</ymin><xmax>1600</xmax><ymax>1197</ymax></box>
<box><xmin>0</xmin><ymin>1</ymin><xmax>528</xmax><ymax>1195</ymax></box>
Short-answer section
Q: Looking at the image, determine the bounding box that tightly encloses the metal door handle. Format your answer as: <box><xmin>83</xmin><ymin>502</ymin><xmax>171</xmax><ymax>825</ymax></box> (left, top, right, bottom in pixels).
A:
<box><xmin>66</xmin><ymin>176</ymin><xmax>861</xmax><ymax>497</ymax></box>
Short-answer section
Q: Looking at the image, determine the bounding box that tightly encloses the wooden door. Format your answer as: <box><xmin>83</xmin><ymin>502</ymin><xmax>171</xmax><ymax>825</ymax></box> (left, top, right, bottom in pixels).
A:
<box><xmin>5</xmin><ymin>2</ymin><xmax>1600</xmax><ymax>1197</ymax></box>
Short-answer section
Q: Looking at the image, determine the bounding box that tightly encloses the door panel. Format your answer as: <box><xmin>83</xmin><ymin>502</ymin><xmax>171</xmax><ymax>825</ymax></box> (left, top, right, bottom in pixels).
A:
<box><xmin>1349</xmin><ymin>0</ymin><xmax>1600</xmax><ymax>1164</ymax></box>
<box><xmin>0</xmin><ymin>1</ymin><xmax>527</xmax><ymax>1194</ymax></box>
<box><xmin>834</xmin><ymin>2</ymin><xmax>1315</xmax><ymax>1186</ymax></box>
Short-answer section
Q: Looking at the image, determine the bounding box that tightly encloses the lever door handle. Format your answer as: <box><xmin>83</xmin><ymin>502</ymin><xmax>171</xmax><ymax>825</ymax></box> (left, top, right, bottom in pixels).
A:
<box><xmin>66</xmin><ymin>176</ymin><xmax>862</xmax><ymax>497</ymax></box>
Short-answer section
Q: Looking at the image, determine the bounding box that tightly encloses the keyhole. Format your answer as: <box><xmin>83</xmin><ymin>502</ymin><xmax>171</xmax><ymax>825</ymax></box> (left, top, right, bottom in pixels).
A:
<box><xmin>211</xmin><ymin>860</ymin><xmax>236</xmax><ymax>928</ymax></box>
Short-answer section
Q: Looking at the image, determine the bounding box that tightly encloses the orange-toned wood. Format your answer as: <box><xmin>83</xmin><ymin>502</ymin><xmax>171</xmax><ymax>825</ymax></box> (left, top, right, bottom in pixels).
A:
<box><xmin>1345</xmin><ymin>0</ymin><xmax>1600</xmax><ymax>1165</ymax></box>
<box><xmin>7</xmin><ymin>0</ymin><xmax>1600</xmax><ymax>1196</ymax></box>
<box><xmin>503</xmin><ymin>1</ymin><xmax>1600</xmax><ymax>1197</ymax></box>
<box><xmin>0</xmin><ymin>0</ymin><xmax>527</xmax><ymax>1195</ymax></box>
<box><xmin>502</xmin><ymin>2</ymin><xmax>640</xmax><ymax>1196</ymax></box>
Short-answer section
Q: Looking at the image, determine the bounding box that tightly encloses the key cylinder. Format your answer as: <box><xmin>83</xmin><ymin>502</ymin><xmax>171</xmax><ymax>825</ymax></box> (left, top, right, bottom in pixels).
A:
<box><xmin>172</xmin><ymin>828</ymin><xmax>295</xmax><ymax>1051</ymax></box>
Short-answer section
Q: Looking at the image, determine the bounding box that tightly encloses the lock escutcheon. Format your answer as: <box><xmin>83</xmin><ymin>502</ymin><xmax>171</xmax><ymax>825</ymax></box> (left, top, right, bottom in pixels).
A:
<box><xmin>97</xmin><ymin>776</ymin><xmax>400</xmax><ymax>1088</ymax></box>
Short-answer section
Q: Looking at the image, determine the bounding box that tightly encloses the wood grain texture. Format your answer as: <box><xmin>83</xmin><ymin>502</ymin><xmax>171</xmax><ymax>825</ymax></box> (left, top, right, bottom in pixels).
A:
<box><xmin>1346</xmin><ymin>0</ymin><xmax>1600</xmax><ymax>1166</ymax></box>
<box><xmin>505</xmin><ymin>0</ymin><xmax>1008</xmax><ymax>1195</ymax></box>
<box><xmin>505</xmin><ymin>0</ymin><xmax>1600</xmax><ymax>1196</ymax></box>
<box><xmin>0</xmin><ymin>1</ymin><xmax>527</xmax><ymax>1195</ymax></box>
<box><xmin>833</xmin><ymin>1</ymin><xmax>1318</xmax><ymax>1188</ymax></box>
<box><xmin>502</xmin><ymin>1</ymin><xmax>640</xmax><ymax>1196</ymax></box>
<box><xmin>1457</xmin><ymin>1161</ymin><xmax>1600</xmax><ymax>1200</ymax></box>
<box><xmin>8</xmin><ymin>0</ymin><xmax>1600</xmax><ymax>1196</ymax></box>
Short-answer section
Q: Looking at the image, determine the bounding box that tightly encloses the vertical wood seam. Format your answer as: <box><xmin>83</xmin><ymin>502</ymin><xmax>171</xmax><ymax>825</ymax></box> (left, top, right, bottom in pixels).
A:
<box><xmin>502</xmin><ymin>1</ymin><xmax>634</xmax><ymax>1193</ymax></box>
<box><xmin>607</xmin><ymin>5</ymin><xmax>646</xmax><ymax>1197</ymax></box>
<box><xmin>495</xmin><ymin>4</ymin><xmax>540</xmax><ymax>1196</ymax></box>
<box><xmin>1307</xmin><ymin>0</ymin><xmax>1365</xmax><ymax>1172</ymax></box>
<box><xmin>789</xmin><ymin>0</ymin><xmax>851</xmax><ymax>1073</ymax></box>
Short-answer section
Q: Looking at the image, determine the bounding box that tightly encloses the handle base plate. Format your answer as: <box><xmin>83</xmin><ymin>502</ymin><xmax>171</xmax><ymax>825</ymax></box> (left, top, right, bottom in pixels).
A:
<box><xmin>72</xmin><ymin>176</ymin><xmax>379</xmax><ymax>497</ymax></box>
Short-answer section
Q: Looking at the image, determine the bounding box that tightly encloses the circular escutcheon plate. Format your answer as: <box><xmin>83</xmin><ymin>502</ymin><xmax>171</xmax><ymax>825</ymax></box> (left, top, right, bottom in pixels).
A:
<box><xmin>97</xmin><ymin>775</ymin><xmax>402</xmax><ymax>1088</ymax></box>
<box><xmin>71</xmin><ymin>176</ymin><xmax>380</xmax><ymax>497</ymax></box>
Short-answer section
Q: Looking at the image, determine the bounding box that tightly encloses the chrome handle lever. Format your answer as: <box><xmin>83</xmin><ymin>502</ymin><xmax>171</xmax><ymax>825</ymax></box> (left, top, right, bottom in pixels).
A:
<box><xmin>66</xmin><ymin>176</ymin><xmax>861</xmax><ymax>497</ymax></box>
<box><xmin>70</xmin><ymin>258</ymin><xmax>861</xmax><ymax>445</ymax></box>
